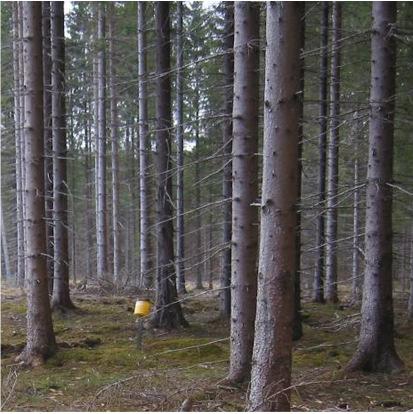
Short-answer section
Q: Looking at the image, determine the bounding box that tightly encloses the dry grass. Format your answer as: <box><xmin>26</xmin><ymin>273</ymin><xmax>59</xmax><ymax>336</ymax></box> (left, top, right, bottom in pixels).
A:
<box><xmin>1</xmin><ymin>284</ymin><xmax>412</xmax><ymax>411</ymax></box>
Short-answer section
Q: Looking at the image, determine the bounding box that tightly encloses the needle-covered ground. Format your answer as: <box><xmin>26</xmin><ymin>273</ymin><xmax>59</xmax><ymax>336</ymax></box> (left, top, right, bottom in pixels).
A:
<box><xmin>1</xmin><ymin>284</ymin><xmax>412</xmax><ymax>411</ymax></box>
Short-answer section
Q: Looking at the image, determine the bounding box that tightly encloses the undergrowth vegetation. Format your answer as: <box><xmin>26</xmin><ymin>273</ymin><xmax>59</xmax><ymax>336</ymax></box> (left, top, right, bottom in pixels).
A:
<box><xmin>1</xmin><ymin>286</ymin><xmax>412</xmax><ymax>411</ymax></box>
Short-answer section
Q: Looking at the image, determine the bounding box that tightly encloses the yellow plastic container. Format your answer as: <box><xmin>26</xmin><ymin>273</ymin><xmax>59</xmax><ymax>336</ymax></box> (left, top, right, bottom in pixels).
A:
<box><xmin>134</xmin><ymin>299</ymin><xmax>152</xmax><ymax>317</ymax></box>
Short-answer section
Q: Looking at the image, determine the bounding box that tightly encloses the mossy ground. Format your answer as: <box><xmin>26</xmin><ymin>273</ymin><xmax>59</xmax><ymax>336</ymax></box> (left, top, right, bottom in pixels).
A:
<box><xmin>1</xmin><ymin>285</ymin><xmax>412</xmax><ymax>411</ymax></box>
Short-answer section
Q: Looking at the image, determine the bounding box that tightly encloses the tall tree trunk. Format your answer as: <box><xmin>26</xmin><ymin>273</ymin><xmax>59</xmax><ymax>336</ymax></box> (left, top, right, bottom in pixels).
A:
<box><xmin>293</xmin><ymin>2</ymin><xmax>306</xmax><ymax>341</ymax></box>
<box><xmin>346</xmin><ymin>2</ymin><xmax>404</xmax><ymax>374</ymax></box>
<box><xmin>408</xmin><ymin>227</ymin><xmax>413</xmax><ymax>320</ymax></box>
<box><xmin>313</xmin><ymin>2</ymin><xmax>329</xmax><ymax>303</ymax></box>
<box><xmin>17</xmin><ymin>2</ymin><xmax>56</xmax><ymax>366</ymax></box>
<box><xmin>151</xmin><ymin>2</ymin><xmax>187</xmax><ymax>329</ymax></box>
<box><xmin>42</xmin><ymin>1</ymin><xmax>54</xmax><ymax>295</ymax></box>
<box><xmin>96</xmin><ymin>3</ymin><xmax>108</xmax><ymax>279</ymax></box>
<box><xmin>12</xmin><ymin>2</ymin><xmax>25</xmax><ymax>288</ymax></box>
<box><xmin>137</xmin><ymin>2</ymin><xmax>151</xmax><ymax>289</ymax></box>
<box><xmin>220</xmin><ymin>1</ymin><xmax>234</xmax><ymax>319</ymax></box>
<box><xmin>1</xmin><ymin>203</ymin><xmax>11</xmax><ymax>279</ymax></box>
<box><xmin>51</xmin><ymin>1</ymin><xmax>74</xmax><ymax>311</ymax></box>
<box><xmin>248</xmin><ymin>3</ymin><xmax>301</xmax><ymax>410</ymax></box>
<box><xmin>108</xmin><ymin>4</ymin><xmax>120</xmax><ymax>284</ymax></box>
<box><xmin>195</xmin><ymin>65</ymin><xmax>204</xmax><ymax>290</ymax></box>
<box><xmin>84</xmin><ymin>97</ymin><xmax>93</xmax><ymax>284</ymax></box>
<box><xmin>176</xmin><ymin>1</ymin><xmax>186</xmax><ymax>295</ymax></box>
<box><xmin>325</xmin><ymin>2</ymin><xmax>342</xmax><ymax>304</ymax></box>
<box><xmin>351</xmin><ymin>112</ymin><xmax>362</xmax><ymax>305</ymax></box>
<box><xmin>228</xmin><ymin>1</ymin><xmax>259</xmax><ymax>384</ymax></box>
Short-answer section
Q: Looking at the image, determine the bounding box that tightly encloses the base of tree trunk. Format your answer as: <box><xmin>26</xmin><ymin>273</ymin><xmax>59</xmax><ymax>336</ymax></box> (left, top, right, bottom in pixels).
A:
<box><xmin>51</xmin><ymin>299</ymin><xmax>77</xmax><ymax>314</ymax></box>
<box><xmin>345</xmin><ymin>346</ymin><xmax>404</xmax><ymax>374</ymax></box>
<box><xmin>15</xmin><ymin>345</ymin><xmax>56</xmax><ymax>367</ymax></box>
<box><xmin>150</xmin><ymin>305</ymin><xmax>189</xmax><ymax>330</ymax></box>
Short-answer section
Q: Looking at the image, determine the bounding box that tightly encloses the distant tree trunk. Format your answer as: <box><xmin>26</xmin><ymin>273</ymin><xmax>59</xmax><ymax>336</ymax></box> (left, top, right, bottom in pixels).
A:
<box><xmin>151</xmin><ymin>2</ymin><xmax>187</xmax><ymax>329</ymax></box>
<box><xmin>220</xmin><ymin>1</ymin><xmax>234</xmax><ymax>319</ymax></box>
<box><xmin>51</xmin><ymin>1</ymin><xmax>74</xmax><ymax>311</ymax></box>
<box><xmin>176</xmin><ymin>1</ymin><xmax>186</xmax><ymax>295</ymax></box>
<box><xmin>17</xmin><ymin>1</ymin><xmax>56</xmax><ymax>366</ymax></box>
<box><xmin>313</xmin><ymin>2</ymin><xmax>329</xmax><ymax>303</ymax></box>
<box><xmin>248</xmin><ymin>3</ymin><xmax>301</xmax><ymax>410</ymax></box>
<box><xmin>12</xmin><ymin>2</ymin><xmax>25</xmax><ymax>288</ymax></box>
<box><xmin>137</xmin><ymin>2</ymin><xmax>151</xmax><ymax>289</ymax></box>
<box><xmin>42</xmin><ymin>1</ymin><xmax>54</xmax><ymax>295</ymax></box>
<box><xmin>408</xmin><ymin>227</ymin><xmax>413</xmax><ymax>320</ymax></box>
<box><xmin>293</xmin><ymin>2</ymin><xmax>306</xmax><ymax>341</ymax></box>
<box><xmin>96</xmin><ymin>3</ymin><xmax>108</xmax><ymax>279</ymax></box>
<box><xmin>325</xmin><ymin>2</ymin><xmax>342</xmax><ymax>304</ymax></box>
<box><xmin>351</xmin><ymin>113</ymin><xmax>362</xmax><ymax>305</ymax></box>
<box><xmin>195</xmin><ymin>65</ymin><xmax>204</xmax><ymax>290</ymax></box>
<box><xmin>346</xmin><ymin>2</ymin><xmax>404</xmax><ymax>373</ymax></box>
<box><xmin>84</xmin><ymin>97</ymin><xmax>93</xmax><ymax>283</ymax></box>
<box><xmin>1</xmin><ymin>203</ymin><xmax>11</xmax><ymax>279</ymax></box>
<box><xmin>19</xmin><ymin>2</ymin><xmax>28</xmax><ymax>285</ymax></box>
<box><xmin>228</xmin><ymin>1</ymin><xmax>259</xmax><ymax>384</ymax></box>
<box><xmin>108</xmin><ymin>4</ymin><xmax>120</xmax><ymax>284</ymax></box>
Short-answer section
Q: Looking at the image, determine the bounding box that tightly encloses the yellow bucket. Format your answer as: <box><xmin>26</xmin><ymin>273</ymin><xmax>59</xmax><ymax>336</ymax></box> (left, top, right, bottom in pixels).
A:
<box><xmin>134</xmin><ymin>299</ymin><xmax>152</xmax><ymax>317</ymax></box>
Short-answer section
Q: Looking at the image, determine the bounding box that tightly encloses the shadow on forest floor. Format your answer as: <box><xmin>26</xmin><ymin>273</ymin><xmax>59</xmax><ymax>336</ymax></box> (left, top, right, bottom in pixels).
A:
<box><xmin>1</xmin><ymin>283</ymin><xmax>412</xmax><ymax>411</ymax></box>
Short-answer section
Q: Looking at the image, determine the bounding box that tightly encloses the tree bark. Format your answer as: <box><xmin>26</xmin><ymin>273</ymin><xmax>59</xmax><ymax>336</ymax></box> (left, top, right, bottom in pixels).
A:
<box><xmin>1</xmin><ymin>203</ymin><xmax>11</xmax><ymax>279</ymax></box>
<box><xmin>12</xmin><ymin>2</ymin><xmax>25</xmax><ymax>288</ymax></box>
<box><xmin>137</xmin><ymin>2</ymin><xmax>151</xmax><ymax>289</ymax></box>
<box><xmin>346</xmin><ymin>2</ymin><xmax>404</xmax><ymax>374</ymax></box>
<box><xmin>195</xmin><ymin>65</ymin><xmax>203</xmax><ymax>290</ymax></box>
<box><xmin>42</xmin><ymin>1</ymin><xmax>54</xmax><ymax>295</ymax></box>
<box><xmin>248</xmin><ymin>3</ymin><xmax>301</xmax><ymax>410</ymax></box>
<box><xmin>351</xmin><ymin>112</ymin><xmax>362</xmax><ymax>305</ymax></box>
<box><xmin>313</xmin><ymin>2</ymin><xmax>329</xmax><ymax>303</ymax></box>
<box><xmin>325</xmin><ymin>2</ymin><xmax>342</xmax><ymax>304</ymax></box>
<box><xmin>17</xmin><ymin>1</ymin><xmax>57</xmax><ymax>366</ymax></box>
<box><xmin>176</xmin><ymin>1</ymin><xmax>186</xmax><ymax>295</ymax></box>
<box><xmin>151</xmin><ymin>2</ymin><xmax>187</xmax><ymax>329</ymax></box>
<box><xmin>96</xmin><ymin>3</ymin><xmax>108</xmax><ymax>279</ymax></box>
<box><xmin>220</xmin><ymin>1</ymin><xmax>234</xmax><ymax>319</ymax></box>
<box><xmin>293</xmin><ymin>2</ymin><xmax>306</xmax><ymax>341</ymax></box>
<box><xmin>51</xmin><ymin>1</ymin><xmax>75</xmax><ymax>311</ymax></box>
<box><xmin>108</xmin><ymin>4</ymin><xmax>120</xmax><ymax>284</ymax></box>
<box><xmin>228</xmin><ymin>1</ymin><xmax>259</xmax><ymax>384</ymax></box>
<box><xmin>408</xmin><ymin>227</ymin><xmax>413</xmax><ymax>320</ymax></box>
<box><xmin>84</xmin><ymin>97</ymin><xmax>93</xmax><ymax>284</ymax></box>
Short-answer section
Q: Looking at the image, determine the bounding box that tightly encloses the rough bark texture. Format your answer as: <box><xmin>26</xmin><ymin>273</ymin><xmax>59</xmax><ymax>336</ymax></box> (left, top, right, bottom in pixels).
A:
<box><xmin>176</xmin><ymin>1</ymin><xmax>186</xmax><ymax>294</ymax></box>
<box><xmin>18</xmin><ymin>2</ymin><xmax>57</xmax><ymax>366</ymax></box>
<box><xmin>228</xmin><ymin>1</ymin><xmax>259</xmax><ymax>384</ymax></box>
<box><xmin>351</xmin><ymin>113</ymin><xmax>362</xmax><ymax>304</ymax></box>
<box><xmin>51</xmin><ymin>1</ymin><xmax>74</xmax><ymax>311</ymax></box>
<box><xmin>293</xmin><ymin>2</ymin><xmax>305</xmax><ymax>341</ymax></box>
<box><xmin>108</xmin><ymin>4</ymin><xmax>120</xmax><ymax>284</ymax></box>
<box><xmin>42</xmin><ymin>1</ymin><xmax>54</xmax><ymax>295</ymax></box>
<box><xmin>409</xmin><ymin>227</ymin><xmax>413</xmax><ymax>320</ymax></box>
<box><xmin>195</xmin><ymin>65</ymin><xmax>204</xmax><ymax>290</ymax></box>
<box><xmin>248</xmin><ymin>3</ymin><xmax>301</xmax><ymax>410</ymax></box>
<box><xmin>313</xmin><ymin>2</ymin><xmax>329</xmax><ymax>303</ymax></box>
<box><xmin>1</xmin><ymin>204</ymin><xmax>11</xmax><ymax>278</ymax></box>
<box><xmin>137</xmin><ymin>2</ymin><xmax>151</xmax><ymax>289</ymax></box>
<box><xmin>346</xmin><ymin>2</ymin><xmax>404</xmax><ymax>374</ymax></box>
<box><xmin>151</xmin><ymin>2</ymin><xmax>187</xmax><ymax>329</ymax></box>
<box><xmin>84</xmin><ymin>97</ymin><xmax>93</xmax><ymax>283</ymax></box>
<box><xmin>96</xmin><ymin>4</ymin><xmax>108</xmax><ymax>279</ymax></box>
<box><xmin>12</xmin><ymin>2</ymin><xmax>25</xmax><ymax>288</ymax></box>
<box><xmin>220</xmin><ymin>1</ymin><xmax>234</xmax><ymax>319</ymax></box>
<box><xmin>325</xmin><ymin>2</ymin><xmax>342</xmax><ymax>304</ymax></box>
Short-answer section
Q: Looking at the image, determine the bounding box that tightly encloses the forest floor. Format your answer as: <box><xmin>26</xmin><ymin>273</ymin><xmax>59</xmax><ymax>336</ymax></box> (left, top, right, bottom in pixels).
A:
<box><xmin>1</xmin><ymin>283</ymin><xmax>412</xmax><ymax>411</ymax></box>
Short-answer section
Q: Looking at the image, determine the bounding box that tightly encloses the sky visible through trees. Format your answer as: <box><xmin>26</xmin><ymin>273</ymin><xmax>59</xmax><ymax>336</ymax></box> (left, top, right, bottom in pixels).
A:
<box><xmin>1</xmin><ymin>1</ymin><xmax>412</xmax><ymax>411</ymax></box>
